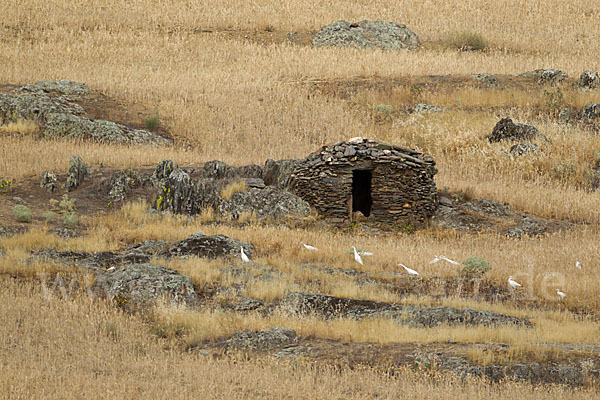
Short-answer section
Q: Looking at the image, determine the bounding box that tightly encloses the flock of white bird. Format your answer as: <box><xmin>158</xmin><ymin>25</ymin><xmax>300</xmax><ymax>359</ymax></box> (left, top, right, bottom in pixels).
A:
<box><xmin>239</xmin><ymin>245</ymin><xmax>579</xmax><ymax>301</ymax></box>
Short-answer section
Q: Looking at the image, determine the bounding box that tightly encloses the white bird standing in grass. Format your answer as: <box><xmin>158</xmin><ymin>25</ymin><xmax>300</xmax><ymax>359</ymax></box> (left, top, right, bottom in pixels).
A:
<box><xmin>576</xmin><ymin>260</ymin><xmax>582</xmax><ymax>270</ymax></box>
<box><xmin>352</xmin><ymin>246</ymin><xmax>363</xmax><ymax>265</ymax></box>
<box><xmin>430</xmin><ymin>255</ymin><xmax>460</xmax><ymax>265</ymax></box>
<box><xmin>241</xmin><ymin>247</ymin><xmax>250</xmax><ymax>263</ymax></box>
<box><xmin>301</xmin><ymin>242</ymin><xmax>318</xmax><ymax>251</ymax></box>
<box><xmin>557</xmin><ymin>289</ymin><xmax>566</xmax><ymax>300</ymax></box>
<box><xmin>399</xmin><ymin>263</ymin><xmax>419</xmax><ymax>276</ymax></box>
<box><xmin>358</xmin><ymin>250</ymin><xmax>373</xmax><ymax>256</ymax></box>
<box><xmin>508</xmin><ymin>276</ymin><xmax>521</xmax><ymax>289</ymax></box>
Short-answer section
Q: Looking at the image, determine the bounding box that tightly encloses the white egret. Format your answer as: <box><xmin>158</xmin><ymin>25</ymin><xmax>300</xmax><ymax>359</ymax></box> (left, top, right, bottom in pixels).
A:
<box><xmin>557</xmin><ymin>289</ymin><xmax>566</xmax><ymax>300</ymax></box>
<box><xmin>575</xmin><ymin>260</ymin><xmax>582</xmax><ymax>270</ymax></box>
<box><xmin>301</xmin><ymin>242</ymin><xmax>318</xmax><ymax>251</ymax></box>
<box><xmin>352</xmin><ymin>246</ymin><xmax>363</xmax><ymax>265</ymax></box>
<box><xmin>359</xmin><ymin>251</ymin><xmax>373</xmax><ymax>256</ymax></box>
<box><xmin>399</xmin><ymin>263</ymin><xmax>419</xmax><ymax>276</ymax></box>
<box><xmin>508</xmin><ymin>276</ymin><xmax>521</xmax><ymax>289</ymax></box>
<box><xmin>241</xmin><ymin>247</ymin><xmax>250</xmax><ymax>263</ymax></box>
<box><xmin>430</xmin><ymin>255</ymin><xmax>459</xmax><ymax>265</ymax></box>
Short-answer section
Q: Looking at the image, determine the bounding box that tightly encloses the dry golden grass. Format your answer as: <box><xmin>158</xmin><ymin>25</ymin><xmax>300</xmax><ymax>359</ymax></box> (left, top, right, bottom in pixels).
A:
<box><xmin>220</xmin><ymin>180</ymin><xmax>248</xmax><ymax>201</ymax></box>
<box><xmin>0</xmin><ymin>118</ymin><xmax>39</xmax><ymax>134</ymax></box>
<box><xmin>5</xmin><ymin>280</ymin><xmax>599</xmax><ymax>400</ymax></box>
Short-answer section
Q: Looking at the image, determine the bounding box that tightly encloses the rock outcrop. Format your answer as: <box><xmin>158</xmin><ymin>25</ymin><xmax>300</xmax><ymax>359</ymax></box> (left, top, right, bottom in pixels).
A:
<box><xmin>0</xmin><ymin>80</ymin><xmax>170</xmax><ymax>145</ymax></box>
<box><xmin>40</xmin><ymin>171</ymin><xmax>58</xmax><ymax>192</ymax></box>
<box><xmin>485</xmin><ymin>118</ymin><xmax>547</xmax><ymax>143</ymax></box>
<box><xmin>312</xmin><ymin>20</ymin><xmax>419</xmax><ymax>51</ymax></box>
<box><xmin>65</xmin><ymin>155</ymin><xmax>91</xmax><ymax>192</ymax></box>
<box><xmin>282</xmin><ymin>292</ymin><xmax>530</xmax><ymax>327</ymax></box>
<box><xmin>94</xmin><ymin>263</ymin><xmax>196</xmax><ymax>306</ymax></box>
<box><xmin>165</xmin><ymin>232</ymin><xmax>254</xmax><ymax>260</ymax></box>
<box><xmin>577</xmin><ymin>70</ymin><xmax>599</xmax><ymax>90</ymax></box>
<box><xmin>225</xmin><ymin>327</ymin><xmax>297</xmax><ymax>352</ymax></box>
<box><xmin>518</xmin><ymin>69</ymin><xmax>567</xmax><ymax>85</ymax></box>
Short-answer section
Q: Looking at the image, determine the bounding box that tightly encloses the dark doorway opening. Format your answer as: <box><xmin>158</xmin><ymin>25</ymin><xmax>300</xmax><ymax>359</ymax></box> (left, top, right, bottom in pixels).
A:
<box><xmin>352</xmin><ymin>170</ymin><xmax>372</xmax><ymax>217</ymax></box>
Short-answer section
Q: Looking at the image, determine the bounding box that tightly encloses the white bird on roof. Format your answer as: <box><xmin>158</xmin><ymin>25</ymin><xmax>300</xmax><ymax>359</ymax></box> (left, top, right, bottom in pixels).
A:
<box><xmin>430</xmin><ymin>255</ymin><xmax>460</xmax><ymax>265</ymax></box>
<box><xmin>348</xmin><ymin>136</ymin><xmax>363</xmax><ymax>143</ymax></box>
<box><xmin>508</xmin><ymin>276</ymin><xmax>521</xmax><ymax>289</ymax></box>
<box><xmin>301</xmin><ymin>242</ymin><xmax>318</xmax><ymax>251</ymax></box>
<box><xmin>399</xmin><ymin>263</ymin><xmax>419</xmax><ymax>276</ymax></box>
<box><xmin>557</xmin><ymin>289</ymin><xmax>566</xmax><ymax>300</ymax></box>
<box><xmin>575</xmin><ymin>260</ymin><xmax>582</xmax><ymax>270</ymax></box>
<box><xmin>352</xmin><ymin>246</ymin><xmax>363</xmax><ymax>265</ymax></box>
<box><xmin>241</xmin><ymin>247</ymin><xmax>250</xmax><ymax>263</ymax></box>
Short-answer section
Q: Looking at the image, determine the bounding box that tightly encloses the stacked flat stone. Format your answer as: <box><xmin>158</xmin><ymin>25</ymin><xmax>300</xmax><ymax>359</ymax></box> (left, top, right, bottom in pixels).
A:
<box><xmin>287</xmin><ymin>138</ymin><xmax>438</xmax><ymax>225</ymax></box>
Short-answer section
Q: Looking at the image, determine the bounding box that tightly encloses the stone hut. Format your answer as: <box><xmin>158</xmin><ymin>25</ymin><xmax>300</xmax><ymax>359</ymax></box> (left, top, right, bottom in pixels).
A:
<box><xmin>287</xmin><ymin>138</ymin><xmax>438</xmax><ymax>225</ymax></box>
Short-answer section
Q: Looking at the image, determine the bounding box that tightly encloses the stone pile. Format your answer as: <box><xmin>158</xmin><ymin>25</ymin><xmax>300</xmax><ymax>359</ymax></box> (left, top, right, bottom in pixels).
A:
<box><xmin>287</xmin><ymin>138</ymin><xmax>438</xmax><ymax>225</ymax></box>
<box><xmin>312</xmin><ymin>20</ymin><xmax>419</xmax><ymax>50</ymax></box>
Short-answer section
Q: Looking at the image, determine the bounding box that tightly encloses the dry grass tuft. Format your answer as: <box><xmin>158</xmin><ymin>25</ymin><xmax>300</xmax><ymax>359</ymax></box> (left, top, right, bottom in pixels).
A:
<box><xmin>220</xmin><ymin>180</ymin><xmax>248</xmax><ymax>201</ymax></box>
<box><xmin>0</xmin><ymin>118</ymin><xmax>39</xmax><ymax>134</ymax></box>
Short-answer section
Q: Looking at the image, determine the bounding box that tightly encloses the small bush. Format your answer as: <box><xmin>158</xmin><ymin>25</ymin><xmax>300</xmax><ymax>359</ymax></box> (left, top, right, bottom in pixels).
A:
<box><xmin>13</xmin><ymin>205</ymin><xmax>32</xmax><ymax>223</ymax></box>
<box><xmin>42</xmin><ymin>211</ymin><xmax>56</xmax><ymax>221</ymax></box>
<box><xmin>50</xmin><ymin>194</ymin><xmax>77</xmax><ymax>214</ymax></box>
<box><xmin>374</xmin><ymin>104</ymin><xmax>394</xmax><ymax>123</ymax></box>
<box><xmin>446</xmin><ymin>31</ymin><xmax>488</xmax><ymax>51</ymax></box>
<box><xmin>220</xmin><ymin>180</ymin><xmax>248</xmax><ymax>201</ymax></box>
<box><xmin>543</xmin><ymin>88</ymin><xmax>564</xmax><ymax>114</ymax></box>
<box><xmin>461</xmin><ymin>257</ymin><xmax>492</xmax><ymax>279</ymax></box>
<box><xmin>63</xmin><ymin>212</ymin><xmax>79</xmax><ymax>227</ymax></box>
<box><xmin>144</xmin><ymin>113</ymin><xmax>160</xmax><ymax>131</ymax></box>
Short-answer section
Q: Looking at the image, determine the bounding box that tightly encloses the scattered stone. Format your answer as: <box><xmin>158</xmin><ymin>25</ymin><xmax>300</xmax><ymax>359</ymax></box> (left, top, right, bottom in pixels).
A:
<box><xmin>32</xmin><ymin>248</ymin><xmax>152</xmax><ymax>270</ymax></box>
<box><xmin>558</xmin><ymin>108</ymin><xmax>573</xmax><ymax>124</ymax></box>
<box><xmin>165</xmin><ymin>232</ymin><xmax>254</xmax><ymax>260</ymax></box>
<box><xmin>287</xmin><ymin>139</ymin><xmax>438</xmax><ymax>226</ymax></box>
<box><xmin>506</xmin><ymin>216</ymin><xmax>552</xmax><ymax>239</ymax></box>
<box><xmin>582</xmin><ymin>103</ymin><xmax>600</xmax><ymax>120</ymax></box>
<box><xmin>107</xmin><ymin>169</ymin><xmax>142</xmax><ymax>201</ymax></box>
<box><xmin>40</xmin><ymin>171</ymin><xmax>58</xmax><ymax>192</ymax></box>
<box><xmin>53</xmin><ymin>228</ymin><xmax>79</xmax><ymax>239</ymax></box>
<box><xmin>225</xmin><ymin>327</ymin><xmax>297</xmax><ymax>352</ymax></box>
<box><xmin>577</xmin><ymin>70</ymin><xmax>599</xmax><ymax>90</ymax></box>
<box><xmin>124</xmin><ymin>240</ymin><xmax>168</xmax><ymax>255</ymax></box>
<box><xmin>312</xmin><ymin>20</ymin><xmax>419</xmax><ymax>51</ymax></box>
<box><xmin>94</xmin><ymin>263</ymin><xmax>196</xmax><ymax>306</ymax></box>
<box><xmin>407</xmin><ymin>104</ymin><xmax>443</xmax><ymax>114</ymax></box>
<box><xmin>485</xmin><ymin>118</ymin><xmax>547</xmax><ymax>143</ymax></box>
<box><xmin>217</xmin><ymin>186</ymin><xmax>311</xmax><ymax>220</ymax></box>
<box><xmin>509</xmin><ymin>143</ymin><xmax>539</xmax><ymax>156</ymax></box>
<box><xmin>234</xmin><ymin>297</ymin><xmax>265</xmax><ymax>312</ymax></box>
<box><xmin>473</xmin><ymin>74</ymin><xmax>499</xmax><ymax>87</ymax></box>
<box><xmin>65</xmin><ymin>155</ymin><xmax>91</xmax><ymax>192</ymax></box>
<box><xmin>518</xmin><ymin>69</ymin><xmax>567</xmax><ymax>85</ymax></box>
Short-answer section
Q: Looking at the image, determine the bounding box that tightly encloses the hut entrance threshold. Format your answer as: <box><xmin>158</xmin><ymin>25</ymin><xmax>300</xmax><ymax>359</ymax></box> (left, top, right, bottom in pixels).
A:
<box><xmin>352</xmin><ymin>170</ymin><xmax>373</xmax><ymax>217</ymax></box>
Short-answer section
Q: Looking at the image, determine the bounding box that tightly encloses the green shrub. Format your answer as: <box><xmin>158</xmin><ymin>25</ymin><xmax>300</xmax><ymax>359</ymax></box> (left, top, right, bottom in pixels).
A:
<box><xmin>374</xmin><ymin>104</ymin><xmax>393</xmax><ymax>123</ymax></box>
<box><xmin>50</xmin><ymin>194</ymin><xmax>77</xmax><ymax>214</ymax></box>
<box><xmin>461</xmin><ymin>257</ymin><xmax>492</xmax><ymax>279</ymax></box>
<box><xmin>63</xmin><ymin>212</ymin><xmax>79</xmax><ymax>227</ymax></box>
<box><xmin>13</xmin><ymin>205</ymin><xmax>32</xmax><ymax>223</ymax></box>
<box><xmin>42</xmin><ymin>211</ymin><xmax>56</xmax><ymax>221</ymax></box>
<box><xmin>144</xmin><ymin>113</ymin><xmax>160</xmax><ymax>131</ymax></box>
<box><xmin>446</xmin><ymin>31</ymin><xmax>488</xmax><ymax>51</ymax></box>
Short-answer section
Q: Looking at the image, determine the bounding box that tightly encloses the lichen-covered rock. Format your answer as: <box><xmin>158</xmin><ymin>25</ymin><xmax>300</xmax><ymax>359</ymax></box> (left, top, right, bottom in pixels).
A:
<box><xmin>518</xmin><ymin>69</ymin><xmax>567</xmax><ymax>85</ymax></box>
<box><xmin>65</xmin><ymin>155</ymin><xmax>91</xmax><ymax>192</ymax></box>
<box><xmin>486</xmin><ymin>118</ymin><xmax>547</xmax><ymax>143</ymax></box>
<box><xmin>165</xmin><ymin>232</ymin><xmax>254</xmax><ymax>260</ymax></box>
<box><xmin>152</xmin><ymin>160</ymin><xmax>311</xmax><ymax>220</ymax></box>
<box><xmin>407</xmin><ymin>104</ymin><xmax>443</xmax><ymax>114</ymax></box>
<box><xmin>582</xmin><ymin>103</ymin><xmax>600</xmax><ymax>119</ymax></box>
<box><xmin>509</xmin><ymin>143</ymin><xmax>539</xmax><ymax>156</ymax></box>
<box><xmin>40</xmin><ymin>171</ymin><xmax>58</xmax><ymax>192</ymax></box>
<box><xmin>263</xmin><ymin>158</ymin><xmax>301</xmax><ymax>187</ymax></box>
<box><xmin>94</xmin><ymin>263</ymin><xmax>196</xmax><ymax>305</ymax></box>
<box><xmin>43</xmin><ymin>113</ymin><xmax>170</xmax><ymax>145</ymax></box>
<box><xmin>558</xmin><ymin>108</ymin><xmax>573</xmax><ymax>124</ymax></box>
<box><xmin>16</xmin><ymin>80</ymin><xmax>89</xmax><ymax>96</ymax></box>
<box><xmin>0</xmin><ymin>92</ymin><xmax>84</xmax><ymax>123</ymax></box>
<box><xmin>312</xmin><ymin>20</ymin><xmax>419</xmax><ymax>50</ymax></box>
<box><xmin>31</xmin><ymin>248</ymin><xmax>152</xmax><ymax>270</ymax></box>
<box><xmin>108</xmin><ymin>169</ymin><xmax>142</xmax><ymax>201</ymax></box>
<box><xmin>473</xmin><ymin>74</ymin><xmax>499</xmax><ymax>87</ymax></box>
<box><xmin>577</xmin><ymin>70</ymin><xmax>599</xmax><ymax>90</ymax></box>
<box><xmin>225</xmin><ymin>327</ymin><xmax>297</xmax><ymax>352</ymax></box>
<box><xmin>218</xmin><ymin>186</ymin><xmax>311</xmax><ymax>220</ymax></box>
